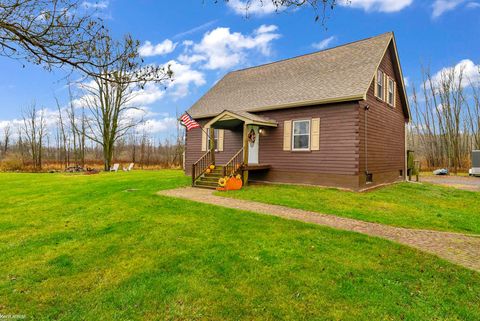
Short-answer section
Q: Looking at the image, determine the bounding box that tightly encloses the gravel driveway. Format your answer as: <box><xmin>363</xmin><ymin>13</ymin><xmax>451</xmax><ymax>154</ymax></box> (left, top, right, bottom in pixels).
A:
<box><xmin>420</xmin><ymin>175</ymin><xmax>480</xmax><ymax>191</ymax></box>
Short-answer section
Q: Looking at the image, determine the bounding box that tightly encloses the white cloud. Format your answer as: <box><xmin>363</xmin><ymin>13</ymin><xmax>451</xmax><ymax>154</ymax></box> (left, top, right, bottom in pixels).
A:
<box><xmin>82</xmin><ymin>0</ymin><xmax>109</xmax><ymax>9</ymax></box>
<box><xmin>177</xmin><ymin>54</ymin><xmax>206</xmax><ymax>65</ymax></box>
<box><xmin>0</xmin><ymin>108</ymin><xmax>63</xmax><ymax>141</ymax></box>
<box><xmin>432</xmin><ymin>0</ymin><xmax>464</xmax><ymax>18</ymax></box>
<box><xmin>0</xmin><ymin>120</ymin><xmax>16</xmax><ymax>132</ymax></box>
<box><xmin>227</xmin><ymin>0</ymin><xmax>281</xmax><ymax>16</ymax></box>
<box><xmin>432</xmin><ymin>59</ymin><xmax>480</xmax><ymax>88</ymax></box>
<box><xmin>312</xmin><ymin>36</ymin><xmax>336</xmax><ymax>50</ymax></box>
<box><xmin>467</xmin><ymin>2</ymin><xmax>480</xmax><ymax>8</ymax></box>
<box><xmin>128</xmin><ymin>84</ymin><xmax>166</xmax><ymax>106</ymax></box>
<box><xmin>173</xmin><ymin>20</ymin><xmax>218</xmax><ymax>39</ymax></box>
<box><xmin>404</xmin><ymin>77</ymin><xmax>410</xmax><ymax>87</ymax></box>
<box><xmin>166</xmin><ymin>60</ymin><xmax>206</xmax><ymax>98</ymax></box>
<box><xmin>139</xmin><ymin>40</ymin><xmax>177</xmax><ymax>57</ymax></box>
<box><xmin>339</xmin><ymin>0</ymin><xmax>413</xmax><ymax>13</ymax></box>
<box><xmin>255</xmin><ymin>24</ymin><xmax>278</xmax><ymax>34</ymax></box>
<box><xmin>181</xmin><ymin>24</ymin><xmax>281</xmax><ymax>70</ymax></box>
<box><xmin>136</xmin><ymin>117</ymin><xmax>178</xmax><ymax>134</ymax></box>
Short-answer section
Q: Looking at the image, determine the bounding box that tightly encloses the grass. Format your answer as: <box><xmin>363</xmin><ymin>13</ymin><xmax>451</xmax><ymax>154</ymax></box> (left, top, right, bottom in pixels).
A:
<box><xmin>0</xmin><ymin>171</ymin><xmax>479</xmax><ymax>320</ymax></box>
<box><xmin>217</xmin><ymin>182</ymin><xmax>480</xmax><ymax>235</ymax></box>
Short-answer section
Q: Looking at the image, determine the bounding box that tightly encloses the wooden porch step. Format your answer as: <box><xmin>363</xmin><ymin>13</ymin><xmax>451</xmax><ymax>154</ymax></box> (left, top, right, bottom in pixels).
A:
<box><xmin>204</xmin><ymin>172</ymin><xmax>223</xmax><ymax>177</ymax></box>
<box><xmin>194</xmin><ymin>181</ymin><xmax>218</xmax><ymax>189</ymax></box>
<box><xmin>199</xmin><ymin>176</ymin><xmax>221</xmax><ymax>183</ymax></box>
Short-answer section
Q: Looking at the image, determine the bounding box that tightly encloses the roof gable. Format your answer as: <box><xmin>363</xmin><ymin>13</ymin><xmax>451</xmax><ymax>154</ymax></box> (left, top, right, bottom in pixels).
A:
<box><xmin>188</xmin><ymin>32</ymin><xmax>409</xmax><ymax>119</ymax></box>
<box><xmin>387</xmin><ymin>39</ymin><xmax>411</xmax><ymax>120</ymax></box>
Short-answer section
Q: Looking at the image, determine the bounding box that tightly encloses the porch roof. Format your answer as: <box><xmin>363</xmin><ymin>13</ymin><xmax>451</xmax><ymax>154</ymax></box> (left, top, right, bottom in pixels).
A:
<box><xmin>206</xmin><ymin>110</ymin><xmax>278</xmax><ymax>129</ymax></box>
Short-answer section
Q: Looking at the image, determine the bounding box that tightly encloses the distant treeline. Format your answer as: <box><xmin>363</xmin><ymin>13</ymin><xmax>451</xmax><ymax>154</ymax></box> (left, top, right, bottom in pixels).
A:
<box><xmin>0</xmin><ymin>120</ymin><xmax>184</xmax><ymax>172</ymax></box>
<box><xmin>408</xmin><ymin>64</ymin><xmax>480</xmax><ymax>173</ymax></box>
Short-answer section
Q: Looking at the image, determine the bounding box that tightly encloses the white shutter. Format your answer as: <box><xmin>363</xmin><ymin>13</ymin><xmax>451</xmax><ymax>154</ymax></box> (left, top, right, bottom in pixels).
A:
<box><xmin>311</xmin><ymin>118</ymin><xmax>320</xmax><ymax>151</ymax></box>
<box><xmin>218</xmin><ymin>129</ymin><xmax>224</xmax><ymax>152</ymax></box>
<box><xmin>283</xmin><ymin>120</ymin><xmax>292</xmax><ymax>151</ymax></box>
<box><xmin>393</xmin><ymin>81</ymin><xmax>396</xmax><ymax>108</ymax></box>
<box><xmin>383</xmin><ymin>72</ymin><xmax>387</xmax><ymax>102</ymax></box>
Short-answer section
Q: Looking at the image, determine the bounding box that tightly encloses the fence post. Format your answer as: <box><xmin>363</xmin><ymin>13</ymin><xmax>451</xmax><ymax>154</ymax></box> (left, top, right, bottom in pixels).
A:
<box><xmin>191</xmin><ymin>164</ymin><xmax>195</xmax><ymax>186</ymax></box>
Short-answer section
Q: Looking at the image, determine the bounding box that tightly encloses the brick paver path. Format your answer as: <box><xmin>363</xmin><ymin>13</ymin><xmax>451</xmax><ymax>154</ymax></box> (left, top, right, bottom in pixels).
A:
<box><xmin>158</xmin><ymin>187</ymin><xmax>480</xmax><ymax>272</ymax></box>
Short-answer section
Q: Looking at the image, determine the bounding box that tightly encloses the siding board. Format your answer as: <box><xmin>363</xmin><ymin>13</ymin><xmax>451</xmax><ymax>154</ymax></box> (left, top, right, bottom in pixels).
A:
<box><xmin>359</xmin><ymin>43</ymin><xmax>407</xmax><ymax>187</ymax></box>
<box><xmin>185</xmin><ymin>42</ymin><xmax>407</xmax><ymax>190</ymax></box>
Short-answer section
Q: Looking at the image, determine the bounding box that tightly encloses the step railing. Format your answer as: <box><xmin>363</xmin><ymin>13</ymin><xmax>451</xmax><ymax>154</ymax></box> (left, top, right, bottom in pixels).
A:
<box><xmin>192</xmin><ymin>150</ymin><xmax>213</xmax><ymax>186</ymax></box>
<box><xmin>223</xmin><ymin>148</ymin><xmax>244</xmax><ymax>177</ymax></box>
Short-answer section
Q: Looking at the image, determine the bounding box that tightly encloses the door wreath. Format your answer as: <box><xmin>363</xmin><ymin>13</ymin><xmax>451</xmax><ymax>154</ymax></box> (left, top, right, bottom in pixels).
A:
<box><xmin>248</xmin><ymin>128</ymin><xmax>256</xmax><ymax>147</ymax></box>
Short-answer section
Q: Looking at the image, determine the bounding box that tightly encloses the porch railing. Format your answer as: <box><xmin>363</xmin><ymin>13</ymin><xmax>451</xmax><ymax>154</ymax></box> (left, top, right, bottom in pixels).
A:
<box><xmin>192</xmin><ymin>150</ymin><xmax>213</xmax><ymax>186</ymax></box>
<box><xmin>223</xmin><ymin>147</ymin><xmax>244</xmax><ymax>177</ymax></box>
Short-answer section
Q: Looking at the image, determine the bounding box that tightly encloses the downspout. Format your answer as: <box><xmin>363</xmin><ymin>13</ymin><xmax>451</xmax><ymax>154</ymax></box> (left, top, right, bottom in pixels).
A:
<box><xmin>405</xmin><ymin>121</ymin><xmax>408</xmax><ymax>181</ymax></box>
<box><xmin>364</xmin><ymin>105</ymin><xmax>370</xmax><ymax>179</ymax></box>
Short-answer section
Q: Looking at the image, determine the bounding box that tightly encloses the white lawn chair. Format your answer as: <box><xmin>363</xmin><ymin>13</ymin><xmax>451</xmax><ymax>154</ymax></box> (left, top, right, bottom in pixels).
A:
<box><xmin>110</xmin><ymin>163</ymin><xmax>120</xmax><ymax>172</ymax></box>
<box><xmin>123</xmin><ymin>163</ymin><xmax>134</xmax><ymax>172</ymax></box>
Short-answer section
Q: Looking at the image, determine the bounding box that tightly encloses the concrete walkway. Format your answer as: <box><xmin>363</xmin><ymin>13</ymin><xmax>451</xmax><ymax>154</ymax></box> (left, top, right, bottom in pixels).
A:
<box><xmin>158</xmin><ymin>187</ymin><xmax>480</xmax><ymax>272</ymax></box>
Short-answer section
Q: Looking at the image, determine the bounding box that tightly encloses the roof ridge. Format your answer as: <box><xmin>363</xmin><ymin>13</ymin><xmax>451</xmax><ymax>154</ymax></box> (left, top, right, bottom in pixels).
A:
<box><xmin>230</xmin><ymin>32</ymin><xmax>393</xmax><ymax>74</ymax></box>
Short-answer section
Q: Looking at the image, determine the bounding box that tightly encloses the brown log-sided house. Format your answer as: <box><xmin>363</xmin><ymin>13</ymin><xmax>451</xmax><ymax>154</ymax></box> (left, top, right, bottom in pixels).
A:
<box><xmin>184</xmin><ymin>32</ymin><xmax>410</xmax><ymax>191</ymax></box>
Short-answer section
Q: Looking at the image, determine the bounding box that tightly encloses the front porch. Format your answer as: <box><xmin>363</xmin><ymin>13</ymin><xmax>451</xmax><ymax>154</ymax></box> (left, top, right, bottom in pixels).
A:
<box><xmin>192</xmin><ymin>110</ymin><xmax>277</xmax><ymax>189</ymax></box>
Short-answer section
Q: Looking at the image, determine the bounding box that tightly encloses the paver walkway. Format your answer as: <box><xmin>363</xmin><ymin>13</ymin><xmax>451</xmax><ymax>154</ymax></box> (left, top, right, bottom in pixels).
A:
<box><xmin>158</xmin><ymin>187</ymin><xmax>480</xmax><ymax>272</ymax></box>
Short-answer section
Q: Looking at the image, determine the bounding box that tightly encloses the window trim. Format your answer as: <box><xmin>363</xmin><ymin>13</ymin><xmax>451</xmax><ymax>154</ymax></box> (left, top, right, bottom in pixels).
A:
<box><xmin>376</xmin><ymin>69</ymin><xmax>384</xmax><ymax>101</ymax></box>
<box><xmin>291</xmin><ymin>119</ymin><xmax>311</xmax><ymax>151</ymax></box>
<box><xmin>387</xmin><ymin>77</ymin><xmax>395</xmax><ymax>107</ymax></box>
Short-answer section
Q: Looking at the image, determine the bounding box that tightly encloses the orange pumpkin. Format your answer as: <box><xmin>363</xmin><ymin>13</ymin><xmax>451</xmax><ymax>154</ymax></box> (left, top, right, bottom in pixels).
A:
<box><xmin>205</xmin><ymin>168</ymin><xmax>211</xmax><ymax>174</ymax></box>
<box><xmin>225</xmin><ymin>177</ymin><xmax>242</xmax><ymax>190</ymax></box>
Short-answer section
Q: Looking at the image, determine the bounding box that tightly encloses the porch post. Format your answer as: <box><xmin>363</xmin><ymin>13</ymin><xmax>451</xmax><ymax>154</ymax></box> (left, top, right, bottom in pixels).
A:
<box><xmin>209</xmin><ymin>127</ymin><xmax>215</xmax><ymax>164</ymax></box>
<box><xmin>243</xmin><ymin>123</ymin><xmax>249</xmax><ymax>185</ymax></box>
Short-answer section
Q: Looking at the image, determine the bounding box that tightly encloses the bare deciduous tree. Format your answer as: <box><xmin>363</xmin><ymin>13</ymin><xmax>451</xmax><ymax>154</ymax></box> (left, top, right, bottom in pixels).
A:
<box><xmin>0</xmin><ymin>0</ymin><xmax>112</xmax><ymax>76</ymax></box>
<box><xmin>75</xmin><ymin>32</ymin><xmax>172</xmax><ymax>170</ymax></box>
<box><xmin>467</xmin><ymin>71</ymin><xmax>480</xmax><ymax>149</ymax></box>
<box><xmin>219</xmin><ymin>0</ymin><xmax>340</xmax><ymax>23</ymax></box>
<box><xmin>409</xmin><ymin>65</ymin><xmax>480</xmax><ymax>172</ymax></box>
<box><xmin>1</xmin><ymin>122</ymin><xmax>11</xmax><ymax>157</ymax></box>
<box><xmin>21</xmin><ymin>104</ymin><xmax>46</xmax><ymax>170</ymax></box>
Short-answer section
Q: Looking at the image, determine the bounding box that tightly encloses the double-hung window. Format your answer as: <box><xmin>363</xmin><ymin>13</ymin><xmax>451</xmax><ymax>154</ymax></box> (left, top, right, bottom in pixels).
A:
<box><xmin>376</xmin><ymin>69</ymin><xmax>384</xmax><ymax>100</ymax></box>
<box><xmin>292</xmin><ymin>120</ymin><xmax>310</xmax><ymax>151</ymax></box>
<box><xmin>387</xmin><ymin>78</ymin><xmax>395</xmax><ymax>106</ymax></box>
<box><xmin>213</xmin><ymin>129</ymin><xmax>219</xmax><ymax>151</ymax></box>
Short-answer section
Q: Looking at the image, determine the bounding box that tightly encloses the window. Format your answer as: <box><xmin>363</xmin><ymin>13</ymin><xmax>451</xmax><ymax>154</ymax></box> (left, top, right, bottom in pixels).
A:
<box><xmin>387</xmin><ymin>78</ymin><xmax>395</xmax><ymax>106</ymax></box>
<box><xmin>213</xmin><ymin>129</ymin><xmax>219</xmax><ymax>151</ymax></box>
<box><xmin>292</xmin><ymin>120</ymin><xmax>310</xmax><ymax>150</ymax></box>
<box><xmin>376</xmin><ymin>70</ymin><xmax>384</xmax><ymax>100</ymax></box>
<box><xmin>366</xmin><ymin>172</ymin><xmax>373</xmax><ymax>184</ymax></box>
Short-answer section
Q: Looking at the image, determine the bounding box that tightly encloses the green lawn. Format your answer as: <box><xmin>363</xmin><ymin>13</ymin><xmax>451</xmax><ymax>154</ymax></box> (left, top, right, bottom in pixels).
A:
<box><xmin>0</xmin><ymin>171</ymin><xmax>479</xmax><ymax>320</ymax></box>
<box><xmin>217</xmin><ymin>182</ymin><xmax>480</xmax><ymax>235</ymax></box>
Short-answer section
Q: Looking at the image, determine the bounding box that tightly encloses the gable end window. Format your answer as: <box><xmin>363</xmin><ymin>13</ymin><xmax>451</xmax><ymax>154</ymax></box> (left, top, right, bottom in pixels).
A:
<box><xmin>292</xmin><ymin>120</ymin><xmax>310</xmax><ymax>151</ymax></box>
<box><xmin>376</xmin><ymin>69</ymin><xmax>384</xmax><ymax>100</ymax></box>
<box><xmin>387</xmin><ymin>78</ymin><xmax>395</xmax><ymax>107</ymax></box>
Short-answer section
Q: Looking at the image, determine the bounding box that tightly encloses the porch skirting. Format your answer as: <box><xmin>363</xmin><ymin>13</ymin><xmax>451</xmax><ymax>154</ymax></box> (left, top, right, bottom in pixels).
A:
<box><xmin>248</xmin><ymin>170</ymin><xmax>404</xmax><ymax>191</ymax></box>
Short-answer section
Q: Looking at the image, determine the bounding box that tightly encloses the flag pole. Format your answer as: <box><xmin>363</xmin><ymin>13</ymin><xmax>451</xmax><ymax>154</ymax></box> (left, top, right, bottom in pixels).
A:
<box><xmin>184</xmin><ymin>112</ymin><xmax>212</xmax><ymax>141</ymax></box>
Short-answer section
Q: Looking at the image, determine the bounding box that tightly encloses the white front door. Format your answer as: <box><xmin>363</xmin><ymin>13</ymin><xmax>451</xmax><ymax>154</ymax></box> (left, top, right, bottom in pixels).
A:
<box><xmin>247</xmin><ymin>125</ymin><xmax>259</xmax><ymax>164</ymax></box>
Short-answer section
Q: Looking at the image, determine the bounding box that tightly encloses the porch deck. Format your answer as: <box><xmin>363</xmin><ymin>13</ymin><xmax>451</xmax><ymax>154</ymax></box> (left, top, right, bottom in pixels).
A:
<box><xmin>243</xmin><ymin>164</ymin><xmax>271</xmax><ymax>171</ymax></box>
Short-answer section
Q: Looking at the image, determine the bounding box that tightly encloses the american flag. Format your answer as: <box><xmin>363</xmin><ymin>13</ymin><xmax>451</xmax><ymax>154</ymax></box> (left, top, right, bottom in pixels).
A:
<box><xmin>180</xmin><ymin>113</ymin><xmax>200</xmax><ymax>131</ymax></box>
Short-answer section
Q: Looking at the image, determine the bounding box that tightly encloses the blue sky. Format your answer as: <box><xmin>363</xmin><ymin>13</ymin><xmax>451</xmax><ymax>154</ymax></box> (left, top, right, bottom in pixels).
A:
<box><xmin>0</xmin><ymin>0</ymin><xmax>479</xmax><ymax>140</ymax></box>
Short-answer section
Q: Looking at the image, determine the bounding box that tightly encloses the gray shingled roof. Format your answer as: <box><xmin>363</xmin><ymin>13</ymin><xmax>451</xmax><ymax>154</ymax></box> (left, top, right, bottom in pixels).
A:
<box><xmin>188</xmin><ymin>32</ymin><xmax>394</xmax><ymax>119</ymax></box>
